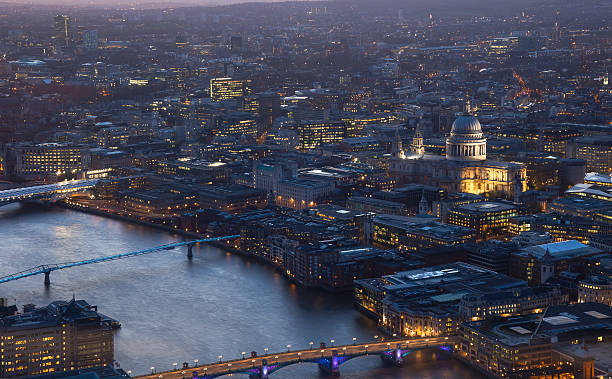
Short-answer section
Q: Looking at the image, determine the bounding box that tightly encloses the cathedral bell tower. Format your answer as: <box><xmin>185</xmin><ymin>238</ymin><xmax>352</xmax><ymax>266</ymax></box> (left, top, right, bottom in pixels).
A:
<box><xmin>411</xmin><ymin>124</ymin><xmax>425</xmax><ymax>155</ymax></box>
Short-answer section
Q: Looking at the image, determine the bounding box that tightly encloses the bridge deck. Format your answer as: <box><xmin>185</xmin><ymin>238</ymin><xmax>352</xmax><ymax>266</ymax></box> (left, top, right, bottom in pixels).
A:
<box><xmin>0</xmin><ymin>235</ymin><xmax>240</xmax><ymax>284</ymax></box>
<box><xmin>136</xmin><ymin>336</ymin><xmax>455</xmax><ymax>378</ymax></box>
<box><xmin>0</xmin><ymin>179</ymin><xmax>98</xmax><ymax>203</ymax></box>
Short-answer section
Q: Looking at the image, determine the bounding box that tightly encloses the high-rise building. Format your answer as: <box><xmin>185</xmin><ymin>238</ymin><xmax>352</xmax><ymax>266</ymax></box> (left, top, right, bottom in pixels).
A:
<box><xmin>53</xmin><ymin>15</ymin><xmax>71</xmax><ymax>47</ymax></box>
<box><xmin>0</xmin><ymin>299</ymin><xmax>115</xmax><ymax>378</ymax></box>
<box><xmin>210</xmin><ymin>78</ymin><xmax>252</xmax><ymax>101</ymax></box>
<box><xmin>81</xmin><ymin>29</ymin><xmax>98</xmax><ymax>50</ymax></box>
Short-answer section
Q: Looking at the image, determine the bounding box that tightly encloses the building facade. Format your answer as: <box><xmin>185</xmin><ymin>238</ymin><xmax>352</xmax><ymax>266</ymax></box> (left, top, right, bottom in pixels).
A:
<box><xmin>0</xmin><ymin>300</ymin><xmax>114</xmax><ymax>378</ymax></box>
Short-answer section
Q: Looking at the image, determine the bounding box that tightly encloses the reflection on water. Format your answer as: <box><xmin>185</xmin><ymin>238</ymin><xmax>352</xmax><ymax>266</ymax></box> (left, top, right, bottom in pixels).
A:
<box><xmin>0</xmin><ymin>203</ymin><xmax>484</xmax><ymax>378</ymax></box>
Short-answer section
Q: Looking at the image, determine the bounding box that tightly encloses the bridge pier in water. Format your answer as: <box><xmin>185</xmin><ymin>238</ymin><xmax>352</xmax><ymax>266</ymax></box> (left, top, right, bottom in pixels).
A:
<box><xmin>187</xmin><ymin>245</ymin><xmax>193</xmax><ymax>260</ymax></box>
<box><xmin>380</xmin><ymin>343</ymin><xmax>411</xmax><ymax>366</ymax></box>
<box><xmin>247</xmin><ymin>358</ymin><xmax>271</xmax><ymax>379</ymax></box>
<box><xmin>318</xmin><ymin>350</ymin><xmax>340</xmax><ymax>376</ymax></box>
<box><xmin>44</xmin><ymin>271</ymin><xmax>50</xmax><ymax>286</ymax></box>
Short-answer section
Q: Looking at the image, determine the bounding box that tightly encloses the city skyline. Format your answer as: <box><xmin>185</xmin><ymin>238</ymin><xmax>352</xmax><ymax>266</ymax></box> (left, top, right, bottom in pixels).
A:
<box><xmin>0</xmin><ymin>0</ymin><xmax>610</xmax><ymax>377</ymax></box>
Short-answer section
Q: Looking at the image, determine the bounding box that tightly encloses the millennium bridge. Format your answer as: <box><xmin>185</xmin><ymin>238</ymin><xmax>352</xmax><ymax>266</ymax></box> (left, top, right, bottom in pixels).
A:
<box><xmin>136</xmin><ymin>336</ymin><xmax>456</xmax><ymax>378</ymax></box>
<box><xmin>0</xmin><ymin>236</ymin><xmax>239</xmax><ymax>286</ymax></box>
<box><xmin>0</xmin><ymin>179</ymin><xmax>99</xmax><ymax>206</ymax></box>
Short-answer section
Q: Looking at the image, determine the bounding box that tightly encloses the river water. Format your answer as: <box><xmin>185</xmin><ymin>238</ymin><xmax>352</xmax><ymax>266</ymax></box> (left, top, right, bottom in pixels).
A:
<box><xmin>0</xmin><ymin>203</ymin><xmax>484</xmax><ymax>378</ymax></box>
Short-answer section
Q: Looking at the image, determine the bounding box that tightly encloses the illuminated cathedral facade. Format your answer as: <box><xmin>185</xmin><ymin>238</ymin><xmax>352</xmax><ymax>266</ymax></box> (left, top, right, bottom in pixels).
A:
<box><xmin>389</xmin><ymin>114</ymin><xmax>526</xmax><ymax>199</ymax></box>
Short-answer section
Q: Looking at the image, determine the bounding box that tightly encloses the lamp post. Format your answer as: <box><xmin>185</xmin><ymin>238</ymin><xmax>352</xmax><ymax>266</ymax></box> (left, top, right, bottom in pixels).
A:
<box><xmin>309</xmin><ymin>341</ymin><xmax>314</xmax><ymax>350</ymax></box>
<box><xmin>330</xmin><ymin>339</ymin><xmax>335</xmax><ymax>347</ymax></box>
<box><xmin>353</xmin><ymin>337</ymin><xmax>357</xmax><ymax>345</ymax></box>
<box><xmin>287</xmin><ymin>344</ymin><xmax>291</xmax><ymax>352</ymax></box>
<box><xmin>242</xmin><ymin>352</ymin><xmax>246</xmax><ymax>359</ymax></box>
<box><xmin>218</xmin><ymin>355</ymin><xmax>223</xmax><ymax>363</ymax></box>
<box><xmin>172</xmin><ymin>363</ymin><xmax>178</xmax><ymax>371</ymax></box>
<box><xmin>150</xmin><ymin>366</ymin><xmax>155</xmax><ymax>374</ymax></box>
<box><xmin>264</xmin><ymin>347</ymin><xmax>269</xmax><ymax>355</ymax></box>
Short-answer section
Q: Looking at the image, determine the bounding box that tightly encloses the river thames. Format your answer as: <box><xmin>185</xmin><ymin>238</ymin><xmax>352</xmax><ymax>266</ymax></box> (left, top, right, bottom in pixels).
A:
<box><xmin>0</xmin><ymin>203</ymin><xmax>484</xmax><ymax>378</ymax></box>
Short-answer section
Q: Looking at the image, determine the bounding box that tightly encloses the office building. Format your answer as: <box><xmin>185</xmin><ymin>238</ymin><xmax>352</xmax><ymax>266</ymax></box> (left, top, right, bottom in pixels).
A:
<box><xmin>0</xmin><ymin>299</ymin><xmax>114</xmax><ymax>378</ymax></box>
<box><xmin>354</xmin><ymin>263</ymin><xmax>525</xmax><ymax>337</ymax></box>
<box><xmin>210</xmin><ymin>78</ymin><xmax>252</xmax><ymax>101</ymax></box>
<box><xmin>10</xmin><ymin>143</ymin><xmax>90</xmax><ymax>181</ymax></box>
<box><xmin>458</xmin><ymin>303</ymin><xmax>612</xmax><ymax>378</ymax></box>
<box><xmin>447</xmin><ymin>202</ymin><xmax>517</xmax><ymax>238</ymax></box>
<box><xmin>371</xmin><ymin>214</ymin><xmax>475</xmax><ymax>253</ymax></box>
<box><xmin>575</xmin><ymin>136</ymin><xmax>612</xmax><ymax>173</ymax></box>
<box><xmin>578</xmin><ymin>276</ymin><xmax>612</xmax><ymax>306</ymax></box>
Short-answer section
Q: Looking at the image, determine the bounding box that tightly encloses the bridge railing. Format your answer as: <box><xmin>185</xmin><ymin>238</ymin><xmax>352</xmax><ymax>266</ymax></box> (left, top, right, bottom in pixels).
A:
<box><xmin>135</xmin><ymin>336</ymin><xmax>457</xmax><ymax>378</ymax></box>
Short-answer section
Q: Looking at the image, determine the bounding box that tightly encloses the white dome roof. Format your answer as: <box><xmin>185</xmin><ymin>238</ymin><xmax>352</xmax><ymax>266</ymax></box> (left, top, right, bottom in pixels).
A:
<box><xmin>451</xmin><ymin>115</ymin><xmax>482</xmax><ymax>135</ymax></box>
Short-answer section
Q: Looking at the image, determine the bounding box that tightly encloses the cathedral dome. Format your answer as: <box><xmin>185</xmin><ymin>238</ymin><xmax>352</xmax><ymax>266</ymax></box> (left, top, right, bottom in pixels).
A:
<box><xmin>446</xmin><ymin>114</ymin><xmax>487</xmax><ymax>162</ymax></box>
<box><xmin>450</xmin><ymin>114</ymin><xmax>482</xmax><ymax>135</ymax></box>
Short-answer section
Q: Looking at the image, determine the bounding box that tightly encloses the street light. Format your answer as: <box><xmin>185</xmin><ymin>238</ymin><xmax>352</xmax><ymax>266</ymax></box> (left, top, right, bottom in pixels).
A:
<box><xmin>352</xmin><ymin>337</ymin><xmax>357</xmax><ymax>345</ymax></box>
<box><xmin>242</xmin><ymin>352</ymin><xmax>246</xmax><ymax>359</ymax></box>
<box><xmin>172</xmin><ymin>363</ymin><xmax>178</xmax><ymax>370</ymax></box>
<box><xmin>251</xmin><ymin>359</ymin><xmax>256</xmax><ymax>368</ymax></box>
<box><xmin>309</xmin><ymin>341</ymin><xmax>314</xmax><ymax>350</ymax></box>
<box><xmin>264</xmin><ymin>347</ymin><xmax>269</xmax><ymax>355</ymax></box>
<box><xmin>218</xmin><ymin>355</ymin><xmax>223</xmax><ymax>363</ymax></box>
<box><xmin>287</xmin><ymin>344</ymin><xmax>291</xmax><ymax>352</ymax></box>
<box><xmin>330</xmin><ymin>339</ymin><xmax>335</xmax><ymax>347</ymax></box>
<box><xmin>365</xmin><ymin>345</ymin><xmax>369</xmax><ymax>354</ymax></box>
<box><xmin>193</xmin><ymin>359</ymin><xmax>199</xmax><ymax>366</ymax></box>
<box><xmin>150</xmin><ymin>366</ymin><xmax>155</xmax><ymax>374</ymax></box>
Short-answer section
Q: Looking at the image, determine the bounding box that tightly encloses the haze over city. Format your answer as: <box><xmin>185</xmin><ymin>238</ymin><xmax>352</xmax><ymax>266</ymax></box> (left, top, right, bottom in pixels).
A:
<box><xmin>0</xmin><ymin>0</ymin><xmax>610</xmax><ymax>378</ymax></box>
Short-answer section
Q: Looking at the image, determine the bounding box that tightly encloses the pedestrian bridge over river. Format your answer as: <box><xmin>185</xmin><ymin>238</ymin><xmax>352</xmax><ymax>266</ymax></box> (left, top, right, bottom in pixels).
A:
<box><xmin>136</xmin><ymin>336</ymin><xmax>456</xmax><ymax>378</ymax></box>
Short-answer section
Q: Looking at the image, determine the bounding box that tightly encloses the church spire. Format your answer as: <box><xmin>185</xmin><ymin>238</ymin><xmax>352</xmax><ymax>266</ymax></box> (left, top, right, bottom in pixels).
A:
<box><xmin>418</xmin><ymin>189</ymin><xmax>429</xmax><ymax>215</ymax></box>
<box><xmin>392</xmin><ymin>126</ymin><xmax>405</xmax><ymax>158</ymax></box>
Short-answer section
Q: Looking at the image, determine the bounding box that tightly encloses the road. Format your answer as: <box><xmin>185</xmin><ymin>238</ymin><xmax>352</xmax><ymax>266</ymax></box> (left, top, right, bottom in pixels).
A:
<box><xmin>136</xmin><ymin>336</ymin><xmax>455</xmax><ymax>378</ymax></box>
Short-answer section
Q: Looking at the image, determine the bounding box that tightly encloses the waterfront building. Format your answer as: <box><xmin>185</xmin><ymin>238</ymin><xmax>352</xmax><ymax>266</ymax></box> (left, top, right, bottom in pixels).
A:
<box><xmin>210</xmin><ymin>78</ymin><xmax>252</xmax><ymax>101</ymax></box>
<box><xmin>458</xmin><ymin>286</ymin><xmax>567</xmax><ymax>321</ymax></box>
<box><xmin>458</xmin><ymin>303</ymin><xmax>612</xmax><ymax>378</ymax></box>
<box><xmin>447</xmin><ymin>201</ymin><xmax>517</xmax><ymax>239</ymax></box>
<box><xmin>371</xmin><ymin>214</ymin><xmax>475</xmax><ymax>253</ymax></box>
<box><xmin>354</xmin><ymin>263</ymin><xmax>525</xmax><ymax>337</ymax></box>
<box><xmin>9</xmin><ymin>143</ymin><xmax>90</xmax><ymax>181</ymax></box>
<box><xmin>389</xmin><ymin>113</ymin><xmax>526</xmax><ymax>199</ymax></box>
<box><xmin>578</xmin><ymin>276</ymin><xmax>612</xmax><ymax>306</ymax></box>
<box><xmin>509</xmin><ymin>240</ymin><xmax>603</xmax><ymax>286</ymax></box>
<box><xmin>0</xmin><ymin>299</ymin><xmax>114</xmax><ymax>378</ymax></box>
